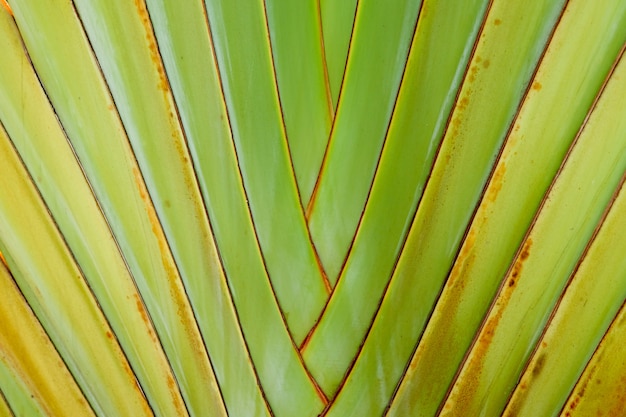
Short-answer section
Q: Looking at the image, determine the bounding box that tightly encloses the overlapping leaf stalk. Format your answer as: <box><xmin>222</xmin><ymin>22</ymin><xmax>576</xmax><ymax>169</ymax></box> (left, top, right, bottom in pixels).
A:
<box><xmin>1</xmin><ymin>0</ymin><xmax>626</xmax><ymax>416</ymax></box>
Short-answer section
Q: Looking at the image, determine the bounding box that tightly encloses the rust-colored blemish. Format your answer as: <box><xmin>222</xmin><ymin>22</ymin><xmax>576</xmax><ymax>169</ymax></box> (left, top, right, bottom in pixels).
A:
<box><xmin>508</xmin><ymin>238</ymin><xmax>533</xmax><ymax>288</ymax></box>
<box><xmin>166</xmin><ymin>375</ymin><xmax>176</xmax><ymax>390</ymax></box>
<box><xmin>408</xmin><ymin>255</ymin><xmax>477</xmax><ymax>406</ymax></box>
<box><xmin>459</xmin><ymin>227</ymin><xmax>477</xmax><ymax>264</ymax></box>
<box><xmin>482</xmin><ymin>315</ymin><xmax>499</xmax><ymax>346</ymax></box>
<box><xmin>106</xmin><ymin>331</ymin><xmax>113</xmax><ymax>339</ymax></box>
<box><xmin>486</xmin><ymin>163</ymin><xmax>506</xmax><ymax>203</ymax></box>
<box><xmin>454</xmin><ymin>236</ymin><xmax>535</xmax><ymax>400</ymax></box>
<box><xmin>0</xmin><ymin>250</ymin><xmax>7</xmax><ymax>268</ymax></box>
<box><xmin>447</xmin><ymin>285</ymin><xmax>509</xmax><ymax>413</ymax></box>
<box><xmin>482</xmin><ymin>59</ymin><xmax>490</xmax><ymax>69</ymax></box>
<box><xmin>0</xmin><ymin>0</ymin><xmax>12</xmax><ymax>15</ymax></box>
<box><xmin>473</xmin><ymin>314</ymin><xmax>500</xmax><ymax>369</ymax></box>
<box><xmin>476</xmin><ymin>56</ymin><xmax>483</xmax><ymax>63</ymax></box>
<box><xmin>132</xmin><ymin>162</ymin><xmax>204</xmax><ymax>362</ymax></box>
<box><xmin>133</xmin><ymin>293</ymin><xmax>157</xmax><ymax>343</ymax></box>
<box><xmin>114</xmin><ymin>336</ymin><xmax>151</xmax><ymax>411</ymax></box>
<box><xmin>520</xmin><ymin>240</ymin><xmax>531</xmax><ymax>260</ymax></box>
<box><xmin>531</xmin><ymin>353</ymin><xmax>546</xmax><ymax>377</ymax></box>
<box><xmin>494</xmin><ymin>18</ymin><xmax>502</xmax><ymax>26</ymax></box>
<box><xmin>134</xmin><ymin>294</ymin><xmax>149</xmax><ymax>324</ymax></box>
<box><xmin>133</xmin><ymin>0</ymin><xmax>170</xmax><ymax>93</ymax></box>
<box><xmin>409</xmin><ymin>226</ymin><xmax>479</xmax><ymax>387</ymax></box>
<box><xmin>468</xmin><ymin>65</ymin><xmax>478</xmax><ymax>84</ymax></box>
<box><xmin>165</xmin><ymin>374</ymin><xmax>188</xmax><ymax>416</ymax></box>
<box><xmin>506</xmin><ymin>398</ymin><xmax>520</xmax><ymax>417</ymax></box>
<box><xmin>505</xmin><ymin>374</ymin><xmax>531</xmax><ymax>417</ymax></box>
<box><xmin>125</xmin><ymin>31</ymin><xmax>214</xmax><ymax>396</ymax></box>
<box><xmin>606</xmin><ymin>374</ymin><xmax>626</xmax><ymax>416</ymax></box>
<box><xmin>441</xmin><ymin>226</ymin><xmax>473</xmax><ymax>291</ymax></box>
<box><xmin>532</xmin><ymin>81</ymin><xmax>542</xmax><ymax>91</ymax></box>
<box><xmin>567</xmin><ymin>364</ymin><xmax>596</xmax><ymax>415</ymax></box>
<box><xmin>132</xmin><ymin>166</ymin><xmax>149</xmax><ymax>201</ymax></box>
<box><xmin>131</xmin><ymin>166</ymin><xmax>172</xmax><ymax>266</ymax></box>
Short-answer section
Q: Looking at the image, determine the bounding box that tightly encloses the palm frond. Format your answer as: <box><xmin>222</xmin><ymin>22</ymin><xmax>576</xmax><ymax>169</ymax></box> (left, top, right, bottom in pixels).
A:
<box><xmin>1</xmin><ymin>0</ymin><xmax>626</xmax><ymax>416</ymax></box>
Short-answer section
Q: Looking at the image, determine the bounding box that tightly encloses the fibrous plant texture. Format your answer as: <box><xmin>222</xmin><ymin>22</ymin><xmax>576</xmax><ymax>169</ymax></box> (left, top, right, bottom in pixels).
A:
<box><xmin>1</xmin><ymin>0</ymin><xmax>626</xmax><ymax>416</ymax></box>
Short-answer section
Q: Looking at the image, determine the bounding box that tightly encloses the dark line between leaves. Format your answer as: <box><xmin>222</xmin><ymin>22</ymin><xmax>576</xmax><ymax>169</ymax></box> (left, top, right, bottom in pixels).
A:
<box><xmin>204</xmin><ymin>0</ymin><xmax>325</xmax><ymax>409</ymax></box>
<box><xmin>555</xmin><ymin>296</ymin><xmax>626</xmax><ymax>417</ymax></box>
<box><xmin>142</xmin><ymin>0</ymin><xmax>240</xmax><ymax>413</ymax></box>
<box><xmin>305</xmin><ymin>0</ymin><xmax>361</xmax><ymax>219</ymax></box>
<box><xmin>504</xmin><ymin>168</ymin><xmax>626</xmax><ymax>415</ymax></box>
<box><xmin>299</xmin><ymin>0</ymin><xmax>425</xmax><ymax>357</ymax></box>
<box><xmin>260</xmin><ymin>0</ymin><xmax>331</xmax><ymax>294</ymax></box>
<box><xmin>331</xmin><ymin>0</ymin><xmax>425</xmax><ymax>310</ymax></box>
<box><xmin>195</xmin><ymin>1</ymin><xmax>279</xmax><ymax>414</ymax></box>
<box><xmin>0</xmin><ymin>385</ymin><xmax>16</xmax><ymax>417</ymax></box>
<box><xmin>5</xmin><ymin>12</ymin><xmax>162</xmax><ymax>410</ymax></box>
<box><xmin>0</xmin><ymin>117</ymin><xmax>131</xmax><ymax>417</ymax></box>
<box><xmin>0</xmin><ymin>257</ymin><xmax>90</xmax><ymax>417</ymax></box>
<box><xmin>316</xmin><ymin>0</ymin><xmax>498</xmax><ymax>411</ymax></box>
<box><xmin>439</xmin><ymin>21</ymin><xmax>621</xmax><ymax>417</ymax></box>
<box><xmin>379</xmin><ymin>1</ymin><xmax>498</xmax><ymax>408</ymax></box>
<box><xmin>315</xmin><ymin>0</ymin><xmax>335</xmax><ymax>123</ymax></box>
<box><xmin>259</xmin><ymin>1</ymin><xmax>331</xmax><ymax>398</ymax></box>
<box><xmin>499</xmin><ymin>42</ymin><xmax>626</xmax><ymax>415</ymax></box>
<box><xmin>70</xmin><ymin>1</ymin><xmax>215</xmax><ymax>414</ymax></box>
<box><xmin>434</xmin><ymin>3</ymin><xmax>611</xmax><ymax>414</ymax></box>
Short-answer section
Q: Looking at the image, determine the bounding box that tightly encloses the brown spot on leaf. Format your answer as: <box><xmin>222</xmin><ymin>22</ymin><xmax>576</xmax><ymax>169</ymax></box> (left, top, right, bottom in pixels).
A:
<box><xmin>468</xmin><ymin>65</ymin><xmax>479</xmax><ymax>84</ymax></box>
<box><xmin>454</xmin><ymin>239</ymin><xmax>537</xmax><ymax>401</ymax></box>
<box><xmin>520</xmin><ymin>241</ymin><xmax>531</xmax><ymax>260</ymax></box>
<box><xmin>607</xmin><ymin>374</ymin><xmax>626</xmax><ymax>416</ymax></box>
<box><xmin>167</xmin><ymin>375</ymin><xmax>176</xmax><ymax>390</ymax></box>
<box><xmin>508</xmin><ymin>239</ymin><xmax>532</xmax><ymax>288</ymax></box>
<box><xmin>494</xmin><ymin>19</ymin><xmax>502</xmax><ymax>26</ymax></box>
<box><xmin>568</xmin><ymin>364</ymin><xmax>596</xmax><ymax>413</ymax></box>
<box><xmin>482</xmin><ymin>59</ymin><xmax>490</xmax><ymax>69</ymax></box>
<box><xmin>532</xmin><ymin>81</ymin><xmax>542</xmax><ymax>91</ymax></box>
<box><xmin>486</xmin><ymin>163</ymin><xmax>506</xmax><ymax>202</ymax></box>
<box><xmin>134</xmin><ymin>0</ymin><xmax>170</xmax><ymax>92</ymax></box>
<box><xmin>133</xmin><ymin>293</ymin><xmax>157</xmax><ymax>343</ymax></box>
<box><xmin>531</xmin><ymin>353</ymin><xmax>546</xmax><ymax>377</ymax></box>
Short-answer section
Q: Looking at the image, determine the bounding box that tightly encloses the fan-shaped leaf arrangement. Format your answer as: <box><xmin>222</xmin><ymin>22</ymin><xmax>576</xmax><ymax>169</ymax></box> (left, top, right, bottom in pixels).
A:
<box><xmin>1</xmin><ymin>0</ymin><xmax>626</xmax><ymax>415</ymax></box>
